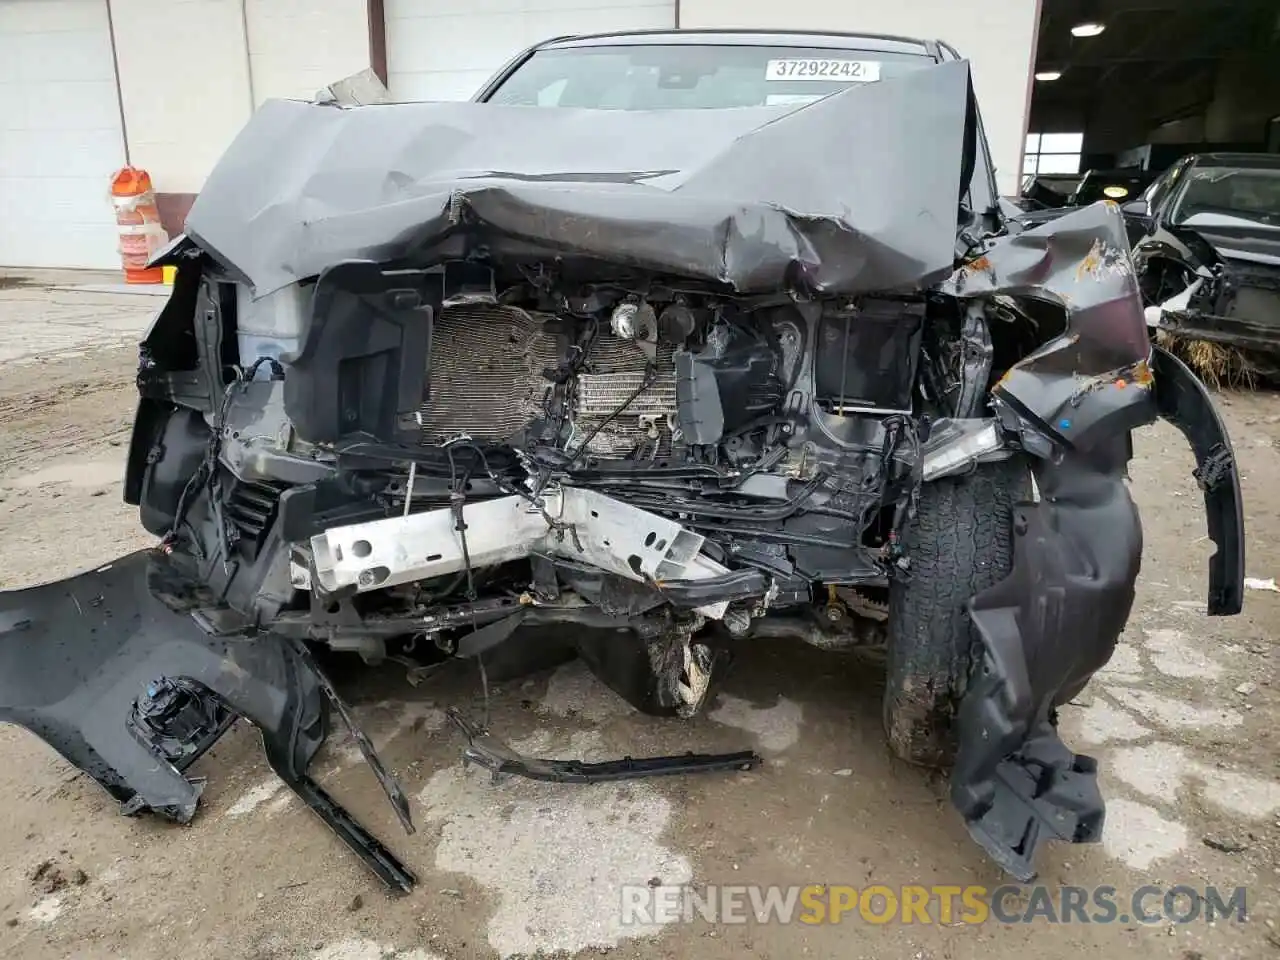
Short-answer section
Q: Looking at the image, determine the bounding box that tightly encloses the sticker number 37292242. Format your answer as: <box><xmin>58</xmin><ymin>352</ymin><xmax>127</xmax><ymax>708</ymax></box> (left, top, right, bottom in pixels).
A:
<box><xmin>764</xmin><ymin>59</ymin><xmax>882</xmax><ymax>82</ymax></box>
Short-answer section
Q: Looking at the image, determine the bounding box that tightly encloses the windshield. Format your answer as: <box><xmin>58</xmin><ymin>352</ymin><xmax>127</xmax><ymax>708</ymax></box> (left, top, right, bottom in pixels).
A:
<box><xmin>1172</xmin><ymin>165</ymin><xmax>1280</xmax><ymax>229</ymax></box>
<box><xmin>484</xmin><ymin>44</ymin><xmax>936</xmax><ymax>110</ymax></box>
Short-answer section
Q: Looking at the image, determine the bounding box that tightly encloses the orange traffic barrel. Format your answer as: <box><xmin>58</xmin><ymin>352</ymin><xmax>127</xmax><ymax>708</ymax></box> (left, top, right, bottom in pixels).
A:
<box><xmin>111</xmin><ymin>167</ymin><xmax>168</xmax><ymax>284</ymax></box>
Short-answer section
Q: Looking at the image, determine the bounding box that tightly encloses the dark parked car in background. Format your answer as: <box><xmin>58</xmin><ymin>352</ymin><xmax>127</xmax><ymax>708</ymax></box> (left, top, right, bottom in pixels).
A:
<box><xmin>1129</xmin><ymin>152</ymin><xmax>1280</xmax><ymax>375</ymax></box>
<box><xmin>1013</xmin><ymin>168</ymin><xmax>1162</xmax><ymax>229</ymax></box>
<box><xmin>1072</xmin><ymin>167</ymin><xmax>1160</xmax><ymax>206</ymax></box>
<box><xmin>1017</xmin><ymin>172</ymin><xmax>1082</xmax><ymax>210</ymax></box>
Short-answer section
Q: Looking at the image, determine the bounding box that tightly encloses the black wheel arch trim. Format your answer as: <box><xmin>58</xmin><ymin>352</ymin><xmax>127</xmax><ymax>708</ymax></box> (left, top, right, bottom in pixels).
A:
<box><xmin>947</xmin><ymin>345</ymin><xmax>1245</xmax><ymax>882</ymax></box>
<box><xmin>1150</xmin><ymin>342</ymin><xmax>1245</xmax><ymax>616</ymax></box>
<box><xmin>949</xmin><ymin>448</ymin><xmax>1140</xmax><ymax>881</ymax></box>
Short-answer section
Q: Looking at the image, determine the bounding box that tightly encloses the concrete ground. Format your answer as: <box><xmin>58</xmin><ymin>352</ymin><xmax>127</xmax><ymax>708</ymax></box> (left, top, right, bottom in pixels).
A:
<box><xmin>0</xmin><ymin>274</ymin><xmax>1278</xmax><ymax>960</ymax></box>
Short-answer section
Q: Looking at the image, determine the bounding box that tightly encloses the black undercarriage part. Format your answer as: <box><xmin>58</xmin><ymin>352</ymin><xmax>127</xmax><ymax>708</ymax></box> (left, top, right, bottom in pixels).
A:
<box><xmin>446</xmin><ymin>708</ymin><xmax>762</xmax><ymax>784</ymax></box>
<box><xmin>949</xmin><ymin>344</ymin><xmax>1245</xmax><ymax>880</ymax></box>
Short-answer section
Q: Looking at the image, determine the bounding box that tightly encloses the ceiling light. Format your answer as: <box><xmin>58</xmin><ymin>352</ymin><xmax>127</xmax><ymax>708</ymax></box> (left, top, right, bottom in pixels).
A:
<box><xmin>1071</xmin><ymin>21</ymin><xmax>1106</xmax><ymax>37</ymax></box>
<box><xmin>1035</xmin><ymin>70</ymin><xmax>1063</xmax><ymax>82</ymax></box>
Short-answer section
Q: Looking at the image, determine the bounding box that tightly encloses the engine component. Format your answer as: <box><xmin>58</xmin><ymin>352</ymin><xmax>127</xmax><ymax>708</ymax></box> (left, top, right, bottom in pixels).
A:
<box><xmin>417</xmin><ymin>304</ymin><xmax>562</xmax><ymax>443</ymax></box>
<box><xmin>609</xmin><ymin>299</ymin><xmax>658</xmax><ymax>347</ymax></box>
<box><xmin>418</xmin><ymin>303</ymin><xmax>677</xmax><ymax>455</ymax></box>
<box><xmin>675</xmin><ymin>326</ymin><xmax>784</xmax><ymax>445</ymax></box>
<box><xmin>574</xmin><ymin>337</ymin><xmax>676</xmax><ymax>455</ymax></box>
<box><xmin>611</xmin><ymin>301</ymin><xmax>639</xmax><ymax>339</ymax></box>
<box><xmin>658</xmin><ymin>301</ymin><xmax>698</xmax><ymax>341</ymax></box>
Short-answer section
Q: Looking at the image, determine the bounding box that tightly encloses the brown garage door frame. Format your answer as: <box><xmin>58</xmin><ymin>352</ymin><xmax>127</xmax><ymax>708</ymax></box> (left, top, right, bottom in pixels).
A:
<box><xmin>368</xmin><ymin>0</ymin><xmax>388</xmax><ymax>86</ymax></box>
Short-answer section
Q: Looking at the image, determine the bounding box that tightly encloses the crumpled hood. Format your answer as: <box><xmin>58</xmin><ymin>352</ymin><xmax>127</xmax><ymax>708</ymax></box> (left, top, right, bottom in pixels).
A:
<box><xmin>184</xmin><ymin>59</ymin><xmax>972</xmax><ymax>299</ymax></box>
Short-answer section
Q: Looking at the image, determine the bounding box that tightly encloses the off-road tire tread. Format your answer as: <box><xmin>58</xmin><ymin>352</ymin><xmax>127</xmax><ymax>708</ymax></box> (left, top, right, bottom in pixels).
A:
<box><xmin>883</xmin><ymin>458</ymin><xmax>1031</xmax><ymax>766</ymax></box>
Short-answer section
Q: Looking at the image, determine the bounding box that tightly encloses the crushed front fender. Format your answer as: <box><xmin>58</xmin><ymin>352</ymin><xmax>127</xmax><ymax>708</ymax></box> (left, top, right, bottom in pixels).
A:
<box><xmin>0</xmin><ymin>550</ymin><xmax>417</xmax><ymax>893</ymax></box>
<box><xmin>942</xmin><ymin>202</ymin><xmax>1246</xmax><ymax>881</ymax></box>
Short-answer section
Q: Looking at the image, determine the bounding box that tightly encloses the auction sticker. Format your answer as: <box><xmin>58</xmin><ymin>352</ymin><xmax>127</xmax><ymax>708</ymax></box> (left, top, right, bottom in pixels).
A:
<box><xmin>765</xmin><ymin>59</ymin><xmax>882</xmax><ymax>82</ymax></box>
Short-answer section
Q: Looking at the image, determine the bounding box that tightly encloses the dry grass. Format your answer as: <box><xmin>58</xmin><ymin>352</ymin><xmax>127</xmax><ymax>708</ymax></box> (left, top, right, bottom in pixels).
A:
<box><xmin>1155</xmin><ymin>330</ymin><xmax>1258</xmax><ymax>390</ymax></box>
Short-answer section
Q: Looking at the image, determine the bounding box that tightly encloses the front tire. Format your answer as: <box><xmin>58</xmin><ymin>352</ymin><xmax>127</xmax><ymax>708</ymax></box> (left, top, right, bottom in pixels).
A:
<box><xmin>883</xmin><ymin>458</ymin><xmax>1031</xmax><ymax>766</ymax></box>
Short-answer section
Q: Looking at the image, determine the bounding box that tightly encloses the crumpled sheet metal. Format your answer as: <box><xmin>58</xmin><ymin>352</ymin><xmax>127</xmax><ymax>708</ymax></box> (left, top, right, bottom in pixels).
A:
<box><xmin>941</xmin><ymin>201</ymin><xmax>1155</xmax><ymax>445</ymax></box>
<box><xmin>184</xmin><ymin>60</ymin><xmax>971</xmax><ymax>299</ymax></box>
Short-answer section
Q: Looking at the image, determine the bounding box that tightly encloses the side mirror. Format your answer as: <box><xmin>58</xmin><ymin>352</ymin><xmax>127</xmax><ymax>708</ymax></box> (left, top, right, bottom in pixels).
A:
<box><xmin>1121</xmin><ymin>199</ymin><xmax>1150</xmax><ymax>217</ymax></box>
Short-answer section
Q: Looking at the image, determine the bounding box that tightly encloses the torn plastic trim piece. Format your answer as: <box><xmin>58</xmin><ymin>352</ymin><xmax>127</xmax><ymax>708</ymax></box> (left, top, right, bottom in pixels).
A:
<box><xmin>285</xmin><ymin>774</ymin><xmax>417</xmax><ymax>894</ymax></box>
<box><xmin>1157</xmin><ymin>307</ymin><xmax>1280</xmax><ymax>353</ymax></box>
<box><xmin>1143</xmin><ymin>277</ymin><xmax>1204</xmax><ymax>329</ymax></box>
<box><xmin>0</xmin><ymin>550</ymin><xmax>417</xmax><ymax>894</ymax></box>
<box><xmin>145</xmin><ymin>232</ymin><xmax>199</xmax><ymax>269</ymax></box>
<box><xmin>955</xmin><ymin>723</ymin><xmax>1102</xmax><ymax>883</ymax></box>
<box><xmin>1150</xmin><ymin>343</ymin><xmax>1245</xmax><ymax>616</ymax></box>
<box><xmin>287</xmin><ymin>635</ymin><xmax>415</xmax><ymax>835</ymax></box>
<box><xmin>446</xmin><ymin>709</ymin><xmax>762</xmax><ymax>783</ymax></box>
<box><xmin>950</xmin><ymin>448</ymin><xmax>1141</xmax><ymax>882</ymax></box>
<box><xmin>942</xmin><ymin>203</ymin><xmax>1156</xmax><ymax>451</ymax></box>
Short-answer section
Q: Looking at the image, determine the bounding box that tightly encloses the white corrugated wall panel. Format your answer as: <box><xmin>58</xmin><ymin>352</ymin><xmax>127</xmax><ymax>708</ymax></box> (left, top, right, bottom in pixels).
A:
<box><xmin>0</xmin><ymin>0</ymin><xmax>127</xmax><ymax>268</ymax></box>
<box><xmin>386</xmin><ymin>0</ymin><xmax>676</xmax><ymax>102</ymax></box>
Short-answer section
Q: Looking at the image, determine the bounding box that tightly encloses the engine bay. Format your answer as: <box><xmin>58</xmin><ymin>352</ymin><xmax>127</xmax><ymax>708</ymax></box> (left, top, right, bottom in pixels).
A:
<box><xmin>128</xmin><ymin>258</ymin><xmax>958</xmax><ymax>716</ymax></box>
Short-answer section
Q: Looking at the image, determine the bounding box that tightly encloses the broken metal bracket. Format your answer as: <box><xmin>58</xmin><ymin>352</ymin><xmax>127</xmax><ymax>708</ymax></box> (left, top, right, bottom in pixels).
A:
<box><xmin>310</xmin><ymin>487</ymin><xmax>732</xmax><ymax>619</ymax></box>
<box><xmin>446</xmin><ymin>708</ymin><xmax>761</xmax><ymax>784</ymax></box>
<box><xmin>286</xmin><ymin>636</ymin><xmax>415</xmax><ymax>837</ymax></box>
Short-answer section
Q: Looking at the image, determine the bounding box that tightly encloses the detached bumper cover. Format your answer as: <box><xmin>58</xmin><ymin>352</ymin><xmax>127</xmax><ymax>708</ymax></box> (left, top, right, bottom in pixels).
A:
<box><xmin>949</xmin><ymin>343</ymin><xmax>1244</xmax><ymax>881</ymax></box>
<box><xmin>0</xmin><ymin>551</ymin><xmax>417</xmax><ymax>893</ymax></box>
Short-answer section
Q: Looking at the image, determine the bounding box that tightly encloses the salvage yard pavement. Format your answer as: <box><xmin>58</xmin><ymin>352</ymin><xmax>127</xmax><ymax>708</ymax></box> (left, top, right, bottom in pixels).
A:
<box><xmin>0</xmin><ymin>281</ymin><xmax>1279</xmax><ymax>960</ymax></box>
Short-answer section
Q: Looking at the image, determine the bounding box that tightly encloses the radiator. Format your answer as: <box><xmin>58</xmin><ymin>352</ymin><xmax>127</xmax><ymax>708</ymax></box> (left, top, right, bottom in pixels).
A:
<box><xmin>419</xmin><ymin>304</ymin><xmax>676</xmax><ymax>455</ymax></box>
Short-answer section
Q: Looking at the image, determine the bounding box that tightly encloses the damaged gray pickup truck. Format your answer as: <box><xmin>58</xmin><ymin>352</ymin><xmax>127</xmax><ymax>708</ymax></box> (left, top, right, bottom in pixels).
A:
<box><xmin>0</xmin><ymin>30</ymin><xmax>1246</xmax><ymax>892</ymax></box>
